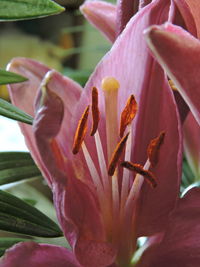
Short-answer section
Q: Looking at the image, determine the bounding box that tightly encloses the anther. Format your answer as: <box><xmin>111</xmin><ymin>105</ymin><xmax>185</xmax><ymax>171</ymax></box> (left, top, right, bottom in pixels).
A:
<box><xmin>147</xmin><ymin>131</ymin><xmax>165</xmax><ymax>167</ymax></box>
<box><xmin>91</xmin><ymin>87</ymin><xmax>100</xmax><ymax>136</ymax></box>
<box><xmin>121</xmin><ymin>162</ymin><xmax>157</xmax><ymax>188</ymax></box>
<box><xmin>108</xmin><ymin>132</ymin><xmax>129</xmax><ymax>176</ymax></box>
<box><xmin>120</xmin><ymin>95</ymin><xmax>137</xmax><ymax>137</ymax></box>
<box><xmin>169</xmin><ymin>79</ymin><xmax>177</xmax><ymax>91</ymax></box>
<box><xmin>72</xmin><ymin>106</ymin><xmax>90</xmax><ymax>154</ymax></box>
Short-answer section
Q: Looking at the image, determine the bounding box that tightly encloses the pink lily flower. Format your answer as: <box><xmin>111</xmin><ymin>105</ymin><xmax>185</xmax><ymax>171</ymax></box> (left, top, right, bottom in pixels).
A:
<box><xmin>2</xmin><ymin>1</ymin><xmax>182</xmax><ymax>267</ymax></box>
<box><xmin>80</xmin><ymin>0</ymin><xmax>197</xmax><ymax>43</ymax></box>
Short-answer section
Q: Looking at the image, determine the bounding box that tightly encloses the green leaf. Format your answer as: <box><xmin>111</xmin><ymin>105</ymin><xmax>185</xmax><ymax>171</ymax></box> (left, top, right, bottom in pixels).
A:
<box><xmin>0</xmin><ymin>152</ymin><xmax>42</xmax><ymax>185</ymax></box>
<box><xmin>0</xmin><ymin>70</ymin><xmax>27</xmax><ymax>85</ymax></box>
<box><xmin>0</xmin><ymin>190</ymin><xmax>63</xmax><ymax>237</ymax></box>
<box><xmin>0</xmin><ymin>0</ymin><xmax>65</xmax><ymax>21</ymax></box>
<box><xmin>0</xmin><ymin>237</ymin><xmax>29</xmax><ymax>256</ymax></box>
<box><xmin>0</xmin><ymin>98</ymin><xmax>33</xmax><ymax>124</ymax></box>
<box><xmin>63</xmin><ymin>68</ymin><xmax>91</xmax><ymax>86</ymax></box>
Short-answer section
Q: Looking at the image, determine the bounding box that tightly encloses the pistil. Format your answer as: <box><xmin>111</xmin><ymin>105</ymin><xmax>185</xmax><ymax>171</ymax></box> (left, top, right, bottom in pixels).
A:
<box><xmin>102</xmin><ymin>77</ymin><xmax>119</xmax><ymax>161</ymax></box>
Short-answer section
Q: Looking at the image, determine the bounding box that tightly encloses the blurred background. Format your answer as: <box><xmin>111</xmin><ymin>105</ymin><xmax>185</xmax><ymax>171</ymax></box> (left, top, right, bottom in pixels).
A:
<box><xmin>0</xmin><ymin>0</ymin><xmax>115</xmax><ymax>150</ymax></box>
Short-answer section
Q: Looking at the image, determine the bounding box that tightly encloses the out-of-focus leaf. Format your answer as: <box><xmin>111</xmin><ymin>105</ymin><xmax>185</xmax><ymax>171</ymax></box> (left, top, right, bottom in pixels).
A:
<box><xmin>63</xmin><ymin>68</ymin><xmax>91</xmax><ymax>86</ymax></box>
<box><xmin>65</xmin><ymin>45</ymin><xmax>110</xmax><ymax>56</ymax></box>
<box><xmin>0</xmin><ymin>238</ymin><xmax>29</xmax><ymax>256</ymax></box>
<box><xmin>0</xmin><ymin>0</ymin><xmax>65</xmax><ymax>21</ymax></box>
<box><xmin>0</xmin><ymin>70</ymin><xmax>27</xmax><ymax>85</ymax></box>
<box><xmin>0</xmin><ymin>98</ymin><xmax>33</xmax><ymax>124</ymax></box>
<box><xmin>0</xmin><ymin>152</ymin><xmax>42</xmax><ymax>185</ymax></box>
<box><xmin>0</xmin><ymin>190</ymin><xmax>63</xmax><ymax>237</ymax></box>
<box><xmin>22</xmin><ymin>198</ymin><xmax>37</xmax><ymax>206</ymax></box>
<box><xmin>181</xmin><ymin>157</ymin><xmax>195</xmax><ymax>193</ymax></box>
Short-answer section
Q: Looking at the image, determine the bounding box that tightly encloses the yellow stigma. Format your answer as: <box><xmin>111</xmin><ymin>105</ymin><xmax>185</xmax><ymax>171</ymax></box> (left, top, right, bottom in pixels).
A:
<box><xmin>101</xmin><ymin>77</ymin><xmax>120</xmax><ymax>92</ymax></box>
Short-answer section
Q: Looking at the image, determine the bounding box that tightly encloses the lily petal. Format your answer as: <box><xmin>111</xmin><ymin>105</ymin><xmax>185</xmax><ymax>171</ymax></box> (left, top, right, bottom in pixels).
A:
<box><xmin>80</xmin><ymin>1</ymin><xmax>117</xmax><ymax>42</ymax></box>
<box><xmin>138</xmin><ymin>187</ymin><xmax>200</xmax><ymax>267</ymax></box>
<box><xmin>173</xmin><ymin>0</ymin><xmax>197</xmax><ymax>36</ymax></box>
<box><xmin>1</xmin><ymin>242</ymin><xmax>81</xmax><ymax>267</ymax></box>
<box><xmin>145</xmin><ymin>23</ymin><xmax>200</xmax><ymax>125</ymax></box>
<box><xmin>116</xmin><ymin>0</ymin><xmax>137</xmax><ymax>35</ymax></box>
<box><xmin>7</xmin><ymin>58</ymin><xmax>82</xmax><ymax>185</ymax></box>
<box><xmin>182</xmin><ymin>0</ymin><xmax>200</xmax><ymax>37</ymax></box>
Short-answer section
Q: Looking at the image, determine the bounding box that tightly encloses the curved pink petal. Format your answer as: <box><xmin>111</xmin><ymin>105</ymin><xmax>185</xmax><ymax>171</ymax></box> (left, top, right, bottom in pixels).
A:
<box><xmin>7</xmin><ymin>58</ymin><xmax>82</xmax><ymax>185</ymax></box>
<box><xmin>80</xmin><ymin>1</ymin><xmax>117</xmax><ymax>42</ymax></box>
<box><xmin>33</xmin><ymin>88</ymin><xmax>116</xmax><ymax>266</ymax></box>
<box><xmin>145</xmin><ymin>23</ymin><xmax>200</xmax><ymax>125</ymax></box>
<box><xmin>184</xmin><ymin>112</ymin><xmax>200</xmax><ymax>179</ymax></box>
<box><xmin>76</xmin><ymin>0</ymin><xmax>182</xmax><ymax>236</ymax></box>
<box><xmin>1</xmin><ymin>242</ymin><xmax>81</xmax><ymax>267</ymax></box>
<box><xmin>138</xmin><ymin>187</ymin><xmax>200</xmax><ymax>267</ymax></box>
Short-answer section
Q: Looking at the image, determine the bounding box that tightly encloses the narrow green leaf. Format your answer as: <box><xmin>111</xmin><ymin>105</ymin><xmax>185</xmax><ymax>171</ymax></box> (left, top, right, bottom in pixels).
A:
<box><xmin>0</xmin><ymin>152</ymin><xmax>31</xmax><ymax>161</ymax></box>
<box><xmin>0</xmin><ymin>70</ymin><xmax>27</xmax><ymax>85</ymax></box>
<box><xmin>0</xmin><ymin>0</ymin><xmax>65</xmax><ymax>21</ymax></box>
<box><xmin>0</xmin><ymin>152</ymin><xmax>42</xmax><ymax>185</ymax></box>
<box><xmin>0</xmin><ymin>238</ymin><xmax>28</xmax><ymax>256</ymax></box>
<box><xmin>0</xmin><ymin>98</ymin><xmax>33</xmax><ymax>124</ymax></box>
<box><xmin>0</xmin><ymin>190</ymin><xmax>63</xmax><ymax>237</ymax></box>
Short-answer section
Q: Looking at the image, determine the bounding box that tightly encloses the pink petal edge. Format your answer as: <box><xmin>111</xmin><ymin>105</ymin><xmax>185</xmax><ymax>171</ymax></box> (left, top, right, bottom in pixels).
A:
<box><xmin>1</xmin><ymin>242</ymin><xmax>81</xmax><ymax>267</ymax></box>
<box><xmin>80</xmin><ymin>1</ymin><xmax>117</xmax><ymax>42</ymax></box>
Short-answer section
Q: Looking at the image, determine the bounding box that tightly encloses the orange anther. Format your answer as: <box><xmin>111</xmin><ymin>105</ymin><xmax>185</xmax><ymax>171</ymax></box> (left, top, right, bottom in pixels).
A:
<box><xmin>147</xmin><ymin>131</ymin><xmax>165</xmax><ymax>167</ymax></box>
<box><xmin>120</xmin><ymin>95</ymin><xmax>137</xmax><ymax>137</ymax></box>
<box><xmin>108</xmin><ymin>132</ymin><xmax>129</xmax><ymax>176</ymax></box>
<box><xmin>121</xmin><ymin>162</ymin><xmax>157</xmax><ymax>188</ymax></box>
<box><xmin>91</xmin><ymin>87</ymin><xmax>100</xmax><ymax>136</ymax></box>
<box><xmin>72</xmin><ymin>106</ymin><xmax>90</xmax><ymax>154</ymax></box>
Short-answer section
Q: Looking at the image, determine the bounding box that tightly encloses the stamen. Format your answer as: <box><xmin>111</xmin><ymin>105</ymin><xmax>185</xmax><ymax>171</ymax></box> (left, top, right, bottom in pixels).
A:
<box><xmin>82</xmin><ymin>142</ymin><xmax>104</xmax><ymax>195</ymax></box>
<box><xmin>169</xmin><ymin>79</ymin><xmax>177</xmax><ymax>91</ymax></box>
<box><xmin>120</xmin><ymin>95</ymin><xmax>137</xmax><ymax>137</ymax></box>
<box><xmin>91</xmin><ymin>87</ymin><xmax>100</xmax><ymax>136</ymax></box>
<box><xmin>121</xmin><ymin>127</ymin><xmax>132</xmax><ymax>210</ymax></box>
<box><xmin>50</xmin><ymin>139</ymin><xmax>65</xmax><ymax>171</ymax></box>
<box><xmin>102</xmin><ymin>77</ymin><xmax>119</xmax><ymax>161</ymax></box>
<box><xmin>72</xmin><ymin>106</ymin><xmax>90</xmax><ymax>154</ymax></box>
<box><xmin>108</xmin><ymin>133</ymin><xmax>129</xmax><ymax>176</ymax></box>
<box><xmin>121</xmin><ymin>162</ymin><xmax>157</xmax><ymax>188</ymax></box>
<box><xmin>95</xmin><ymin>131</ymin><xmax>110</xmax><ymax>191</ymax></box>
<box><xmin>147</xmin><ymin>131</ymin><xmax>165</xmax><ymax>167</ymax></box>
<box><xmin>112</xmin><ymin>172</ymin><xmax>120</xmax><ymax>244</ymax></box>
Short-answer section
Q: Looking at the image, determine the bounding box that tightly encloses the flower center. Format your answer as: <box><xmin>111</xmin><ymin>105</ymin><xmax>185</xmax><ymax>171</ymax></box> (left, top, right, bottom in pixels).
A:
<box><xmin>71</xmin><ymin>77</ymin><xmax>165</xmax><ymax>265</ymax></box>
